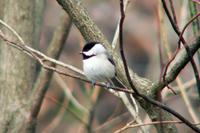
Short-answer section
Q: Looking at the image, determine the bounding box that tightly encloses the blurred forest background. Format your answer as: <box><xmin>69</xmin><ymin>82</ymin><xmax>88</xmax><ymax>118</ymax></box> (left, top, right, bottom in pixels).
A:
<box><xmin>1</xmin><ymin>0</ymin><xmax>199</xmax><ymax>133</ymax></box>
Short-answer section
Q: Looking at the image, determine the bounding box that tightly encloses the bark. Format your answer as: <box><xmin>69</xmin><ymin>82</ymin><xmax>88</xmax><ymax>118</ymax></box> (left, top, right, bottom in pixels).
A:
<box><xmin>33</xmin><ymin>0</ymin><xmax>46</xmax><ymax>49</ymax></box>
<box><xmin>0</xmin><ymin>0</ymin><xmax>44</xmax><ymax>132</ymax></box>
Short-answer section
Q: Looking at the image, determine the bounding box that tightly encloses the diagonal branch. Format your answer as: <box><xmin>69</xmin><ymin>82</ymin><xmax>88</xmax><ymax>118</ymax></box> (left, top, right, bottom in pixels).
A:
<box><xmin>118</xmin><ymin>0</ymin><xmax>138</xmax><ymax>93</ymax></box>
<box><xmin>29</xmin><ymin>12</ymin><xmax>72</xmax><ymax>121</ymax></box>
<box><xmin>161</xmin><ymin>0</ymin><xmax>200</xmax><ymax>99</ymax></box>
<box><xmin>118</xmin><ymin>0</ymin><xmax>200</xmax><ymax>132</ymax></box>
<box><xmin>152</xmin><ymin>37</ymin><xmax>200</xmax><ymax>91</ymax></box>
<box><xmin>115</xmin><ymin>120</ymin><xmax>200</xmax><ymax>133</ymax></box>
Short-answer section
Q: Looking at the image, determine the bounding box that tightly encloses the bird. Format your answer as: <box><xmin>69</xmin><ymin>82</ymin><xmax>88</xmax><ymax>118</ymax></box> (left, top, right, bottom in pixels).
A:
<box><xmin>80</xmin><ymin>42</ymin><xmax>116</xmax><ymax>87</ymax></box>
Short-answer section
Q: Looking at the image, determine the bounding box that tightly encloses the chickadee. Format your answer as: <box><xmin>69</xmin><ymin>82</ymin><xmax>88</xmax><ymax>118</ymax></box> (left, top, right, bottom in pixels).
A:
<box><xmin>80</xmin><ymin>42</ymin><xmax>116</xmax><ymax>86</ymax></box>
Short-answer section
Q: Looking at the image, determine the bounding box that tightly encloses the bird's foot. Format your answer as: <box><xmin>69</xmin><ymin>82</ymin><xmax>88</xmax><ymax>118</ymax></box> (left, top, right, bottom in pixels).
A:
<box><xmin>105</xmin><ymin>82</ymin><xmax>112</xmax><ymax>89</ymax></box>
<box><xmin>91</xmin><ymin>80</ymin><xmax>96</xmax><ymax>89</ymax></box>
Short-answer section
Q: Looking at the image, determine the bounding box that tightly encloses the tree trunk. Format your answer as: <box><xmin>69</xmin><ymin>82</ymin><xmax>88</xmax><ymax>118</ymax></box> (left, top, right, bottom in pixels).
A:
<box><xmin>0</xmin><ymin>0</ymin><xmax>43</xmax><ymax>132</ymax></box>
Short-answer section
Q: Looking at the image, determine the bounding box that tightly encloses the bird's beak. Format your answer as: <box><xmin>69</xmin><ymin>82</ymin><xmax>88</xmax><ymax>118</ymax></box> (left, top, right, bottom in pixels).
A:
<box><xmin>79</xmin><ymin>52</ymin><xmax>83</xmax><ymax>54</ymax></box>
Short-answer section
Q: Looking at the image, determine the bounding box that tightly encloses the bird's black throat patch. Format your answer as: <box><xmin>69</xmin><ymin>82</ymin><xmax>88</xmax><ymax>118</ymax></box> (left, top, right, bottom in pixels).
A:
<box><xmin>82</xmin><ymin>53</ymin><xmax>96</xmax><ymax>60</ymax></box>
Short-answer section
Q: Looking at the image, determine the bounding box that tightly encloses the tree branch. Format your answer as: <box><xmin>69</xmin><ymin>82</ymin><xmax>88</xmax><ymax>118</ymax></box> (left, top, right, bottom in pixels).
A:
<box><xmin>152</xmin><ymin>37</ymin><xmax>200</xmax><ymax>92</ymax></box>
<box><xmin>161</xmin><ymin>0</ymin><xmax>200</xmax><ymax>99</ymax></box>
<box><xmin>28</xmin><ymin>12</ymin><xmax>72</xmax><ymax>127</ymax></box>
<box><xmin>115</xmin><ymin>120</ymin><xmax>200</xmax><ymax>133</ymax></box>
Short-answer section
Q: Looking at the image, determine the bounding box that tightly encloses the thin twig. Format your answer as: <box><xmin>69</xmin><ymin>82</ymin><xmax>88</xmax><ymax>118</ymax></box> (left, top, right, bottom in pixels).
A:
<box><xmin>112</xmin><ymin>0</ymin><xmax>130</xmax><ymax>48</ymax></box>
<box><xmin>115</xmin><ymin>120</ymin><xmax>200</xmax><ymax>133</ymax></box>
<box><xmin>54</xmin><ymin>73</ymin><xmax>89</xmax><ymax>114</ymax></box>
<box><xmin>173</xmin><ymin>78</ymin><xmax>196</xmax><ymax>91</ymax></box>
<box><xmin>163</xmin><ymin>78</ymin><xmax>196</xmax><ymax>97</ymax></box>
<box><xmin>0</xmin><ymin>32</ymin><xmax>134</xmax><ymax>94</ymax></box>
<box><xmin>118</xmin><ymin>0</ymin><xmax>200</xmax><ymax>132</ymax></box>
<box><xmin>111</xmin><ymin>1</ymin><xmax>144</xmax><ymax>131</ymax></box>
<box><xmin>156</xmin><ymin>1</ymin><xmax>168</xmax><ymax>131</ymax></box>
<box><xmin>161</xmin><ymin>0</ymin><xmax>200</xmax><ymax>99</ymax></box>
<box><xmin>178</xmin><ymin>12</ymin><xmax>200</xmax><ymax>44</ymax></box>
<box><xmin>178</xmin><ymin>12</ymin><xmax>200</xmax><ymax>97</ymax></box>
<box><xmin>119</xmin><ymin>1</ymin><xmax>138</xmax><ymax>93</ymax></box>
<box><xmin>45</xmin><ymin>95</ymin><xmax>88</xmax><ymax>125</ymax></box>
<box><xmin>42</xmin><ymin>96</ymin><xmax>69</xmax><ymax>133</ymax></box>
<box><xmin>114</xmin><ymin>120</ymin><xmax>135</xmax><ymax>133</ymax></box>
<box><xmin>158</xmin><ymin>1</ymin><xmax>200</xmax><ymax>123</ymax></box>
<box><xmin>95</xmin><ymin>112</ymin><xmax>130</xmax><ymax>132</ymax></box>
<box><xmin>157</xmin><ymin>0</ymin><xmax>176</xmax><ymax>95</ymax></box>
<box><xmin>86</xmin><ymin>99</ymin><xmax>98</xmax><ymax>133</ymax></box>
<box><xmin>169</xmin><ymin>0</ymin><xmax>178</xmax><ymax>25</ymax></box>
<box><xmin>0</xmin><ymin>19</ymin><xmax>25</xmax><ymax>44</ymax></box>
<box><xmin>13</xmin><ymin>17</ymin><xmax>83</xmax><ymax>75</ymax></box>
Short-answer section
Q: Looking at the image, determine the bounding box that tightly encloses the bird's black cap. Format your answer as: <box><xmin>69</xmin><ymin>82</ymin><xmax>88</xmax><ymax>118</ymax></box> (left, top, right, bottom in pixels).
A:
<box><xmin>82</xmin><ymin>42</ymin><xmax>100</xmax><ymax>52</ymax></box>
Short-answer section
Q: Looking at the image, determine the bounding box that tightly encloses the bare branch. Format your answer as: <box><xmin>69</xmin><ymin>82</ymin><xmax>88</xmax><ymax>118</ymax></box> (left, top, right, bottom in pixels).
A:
<box><xmin>115</xmin><ymin>120</ymin><xmax>200</xmax><ymax>133</ymax></box>
<box><xmin>0</xmin><ymin>32</ymin><xmax>134</xmax><ymax>94</ymax></box>
<box><xmin>118</xmin><ymin>0</ymin><xmax>200</xmax><ymax>131</ymax></box>
<box><xmin>161</xmin><ymin>0</ymin><xmax>200</xmax><ymax>99</ymax></box>
<box><xmin>29</xmin><ymin>13</ymin><xmax>72</xmax><ymax>121</ymax></box>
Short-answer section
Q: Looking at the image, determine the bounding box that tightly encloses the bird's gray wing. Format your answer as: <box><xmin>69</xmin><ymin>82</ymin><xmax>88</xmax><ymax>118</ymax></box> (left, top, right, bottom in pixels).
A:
<box><xmin>106</xmin><ymin>52</ymin><xmax>117</xmax><ymax>77</ymax></box>
<box><xmin>107</xmin><ymin>52</ymin><xmax>116</xmax><ymax>66</ymax></box>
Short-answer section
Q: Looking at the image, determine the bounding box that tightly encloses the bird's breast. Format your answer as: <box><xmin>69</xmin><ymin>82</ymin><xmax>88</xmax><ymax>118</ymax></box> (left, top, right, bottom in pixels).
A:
<box><xmin>83</xmin><ymin>56</ymin><xmax>115</xmax><ymax>81</ymax></box>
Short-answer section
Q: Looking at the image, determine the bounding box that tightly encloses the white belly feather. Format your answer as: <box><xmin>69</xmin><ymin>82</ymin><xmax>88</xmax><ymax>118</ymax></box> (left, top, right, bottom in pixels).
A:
<box><xmin>83</xmin><ymin>56</ymin><xmax>115</xmax><ymax>82</ymax></box>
